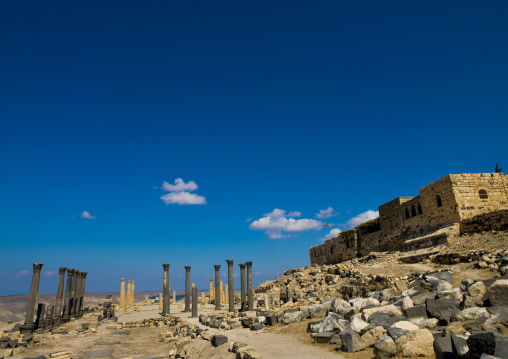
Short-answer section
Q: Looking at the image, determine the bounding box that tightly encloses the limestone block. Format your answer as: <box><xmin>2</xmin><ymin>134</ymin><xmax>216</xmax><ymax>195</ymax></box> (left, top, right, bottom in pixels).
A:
<box><xmin>395</xmin><ymin>329</ymin><xmax>435</xmax><ymax>357</ymax></box>
<box><xmin>362</xmin><ymin>305</ymin><xmax>402</xmax><ymax>322</ymax></box>
<box><xmin>361</xmin><ymin>326</ymin><xmax>386</xmax><ymax>347</ymax></box>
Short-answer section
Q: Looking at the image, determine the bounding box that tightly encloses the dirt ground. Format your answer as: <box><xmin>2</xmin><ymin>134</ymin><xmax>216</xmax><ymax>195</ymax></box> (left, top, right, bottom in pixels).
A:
<box><xmin>5</xmin><ymin>302</ymin><xmax>346</xmax><ymax>359</ymax></box>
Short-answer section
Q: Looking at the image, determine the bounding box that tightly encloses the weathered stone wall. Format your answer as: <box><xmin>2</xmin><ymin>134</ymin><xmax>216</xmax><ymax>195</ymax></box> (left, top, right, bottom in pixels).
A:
<box><xmin>461</xmin><ymin>209</ymin><xmax>508</xmax><ymax>233</ymax></box>
<box><xmin>451</xmin><ymin>173</ymin><xmax>508</xmax><ymax>221</ymax></box>
<box><xmin>310</xmin><ymin>172</ymin><xmax>508</xmax><ymax>265</ymax></box>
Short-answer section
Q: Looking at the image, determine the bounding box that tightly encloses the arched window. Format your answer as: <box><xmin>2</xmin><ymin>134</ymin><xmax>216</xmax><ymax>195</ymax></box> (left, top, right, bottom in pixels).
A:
<box><xmin>417</xmin><ymin>202</ymin><xmax>423</xmax><ymax>215</ymax></box>
<box><xmin>436</xmin><ymin>195</ymin><xmax>442</xmax><ymax>208</ymax></box>
<box><xmin>405</xmin><ymin>208</ymin><xmax>410</xmax><ymax>219</ymax></box>
<box><xmin>411</xmin><ymin>205</ymin><xmax>417</xmax><ymax>217</ymax></box>
<box><xmin>479</xmin><ymin>189</ymin><xmax>488</xmax><ymax>199</ymax></box>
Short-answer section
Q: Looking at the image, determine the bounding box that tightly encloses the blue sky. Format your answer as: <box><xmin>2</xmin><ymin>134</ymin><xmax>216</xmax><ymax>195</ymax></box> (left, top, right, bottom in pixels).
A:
<box><xmin>1</xmin><ymin>1</ymin><xmax>507</xmax><ymax>296</ymax></box>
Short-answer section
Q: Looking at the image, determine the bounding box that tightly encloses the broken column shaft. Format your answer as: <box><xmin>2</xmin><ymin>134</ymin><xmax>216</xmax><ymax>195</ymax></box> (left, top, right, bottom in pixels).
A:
<box><xmin>213</xmin><ymin>265</ymin><xmax>221</xmax><ymax>310</ymax></box>
<box><xmin>246</xmin><ymin>261</ymin><xmax>253</xmax><ymax>311</ymax></box>
<box><xmin>162</xmin><ymin>264</ymin><xmax>170</xmax><ymax>315</ymax></box>
<box><xmin>184</xmin><ymin>266</ymin><xmax>191</xmax><ymax>312</ymax></box>
<box><xmin>239</xmin><ymin>263</ymin><xmax>246</xmax><ymax>311</ymax></box>
<box><xmin>226</xmin><ymin>259</ymin><xmax>234</xmax><ymax>312</ymax></box>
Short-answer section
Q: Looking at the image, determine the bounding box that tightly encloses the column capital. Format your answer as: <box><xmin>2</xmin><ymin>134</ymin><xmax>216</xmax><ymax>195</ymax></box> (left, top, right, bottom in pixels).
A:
<box><xmin>245</xmin><ymin>261</ymin><xmax>252</xmax><ymax>268</ymax></box>
<box><xmin>162</xmin><ymin>263</ymin><xmax>170</xmax><ymax>270</ymax></box>
<box><xmin>238</xmin><ymin>263</ymin><xmax>246</xmax><ymax>269</ymax></box>
<box><xmin>59</xmin><ymin>267</ymin><xmax>67</xmax><ymax>275</ymax></box>
<box><xmin>81</xmin><ymin>272</ymin><xmax>87</xmax><ymax>278</ymax></box>
<box><xmin>74</xmin><ymin>270</ymin><xmax>80</xmax><ymax>276</ymax></box>
<box><xmin>33</xmin><ymin>263</ymin><xmax>43</xmax><ymax>272</ymax></box>
<box><xmin>225</xmin><ymin>259</ymin><xmax>234</xmax><ymax>266</ymax></box>
<box><xmin>120</xmin><ymin>278</ymin><xmax>126</xmax><ymax>283</ymax></box>
<box><xmin>67</xmin><ymin>268</ymin><xmax>75</xmax><ymax>275</ymax></box>
<box><xmin>184</xmin><ymin>266</ymin><xmax>191</xmax><ymax>271</ymax></box>
<box><xmin>213</xmin><ymin>265</ymin><xmax>221</xmax><ymax>270</ymax></box>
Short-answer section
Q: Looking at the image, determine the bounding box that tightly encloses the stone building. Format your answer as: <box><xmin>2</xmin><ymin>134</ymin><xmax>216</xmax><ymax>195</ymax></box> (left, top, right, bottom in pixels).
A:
<box><xmin>310</xmin><ymin>172</ymin><xmax>508</xmax><ymax>265</ymax></box>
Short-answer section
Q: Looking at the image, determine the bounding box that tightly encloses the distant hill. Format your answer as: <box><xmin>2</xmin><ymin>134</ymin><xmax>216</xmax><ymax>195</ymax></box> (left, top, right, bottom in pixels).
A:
<box><xmin>0</xmin><ymin>291</ymin><xmax>184</xmax><ymax>323</ymax></box>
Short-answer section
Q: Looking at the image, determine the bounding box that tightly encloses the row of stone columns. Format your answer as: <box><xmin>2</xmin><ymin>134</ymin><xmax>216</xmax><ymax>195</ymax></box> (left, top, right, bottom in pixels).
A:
<box><xmin>21</xmin><ymin>264</ymin><xmax>88</xmax><ymax>334</ymax></box>
<box><xmin>160</xmin><ymin>260</ymin><xmax>254</xmax><ymax>315</ymax></box>
<box><xmin>119</xmin><ymin>279</ymin><xmax>135</xmax><ymax>309</ymax></box>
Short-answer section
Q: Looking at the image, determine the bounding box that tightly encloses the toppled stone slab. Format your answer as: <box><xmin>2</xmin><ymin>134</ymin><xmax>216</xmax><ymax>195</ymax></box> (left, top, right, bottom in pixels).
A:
<box><xmin>211</xmin><ymin>334</ymin><xmax>228</xmax><ymax>347</ymax></box>
<box><xmin>395</xmin><ymin>329</ymin><xmax>434</xmax><ymax>357</ymax></box>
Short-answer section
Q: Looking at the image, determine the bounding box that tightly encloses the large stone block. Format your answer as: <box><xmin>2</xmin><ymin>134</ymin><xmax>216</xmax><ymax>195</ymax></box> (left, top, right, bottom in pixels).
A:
<box><xmin>487</xmin><ymin>279</ymin><xmax>508</xmax><ymax>306</ymax></box>
<box><xmin>374</xmin><ymin>335</ymin><xmax>395</xmax><ymax>359</ymax></box>
<box><xmin>395</xmin><ymin>329</ymin><xmax>435</xmax><ymax>357</ymax></box>
<box><xmin>211</xmin><ymin>334</ymin><xmax>228</xmax><ymax>347</ymax></box>
<box><xmin>340</xmin><ymin>329</ymin><xmax>365</xmax><ymax>353</ymax></box>
<box><xmin>451</xmin><ymin>333</ymin><xmax>470</xmax><ymax>359</ymax></box>
<box><xmin>434</xmin><ymin>335</ymin><xmax>453</xmax><ymax>359</ymax></box>
<box><xmin>281</xmin><ymin>311</ymin><xmax>303</xmax><ymax>324</ymax></box>
<box><xmin>308</xmin><ymin>301</ymin><xmax>332</xmax><ymax>318</ymax></box>
<box><xmin>426</xmin><ymin>298</ymin><xmax>460</xmax><ymax>319</ymax></box>
<box><xmin>361</xmin><ymin>326</ymin><xmax>386</xmax><ymax>347</ymax></box>
<box><xmin>466</xmin><ymin>331</ymin><xmax>505</xmax><ymax>359</ymax></box>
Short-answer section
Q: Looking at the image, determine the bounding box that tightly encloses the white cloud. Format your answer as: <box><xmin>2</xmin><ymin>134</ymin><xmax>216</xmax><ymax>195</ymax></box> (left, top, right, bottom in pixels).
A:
<box><xmin>315</xmin><ymin>206</ymin><xmax>339</xmax><ymax>219</ymax></box>
<box><xmin>319</xmin><ymin>228</ymin><xmax>342</xmax><ymax>242</ymax></box>
<box><xmin>245</xmin><ymin>218</ymin><xmax>252</xmax><ymax>222</ymax></box>
<box><xmin>161</xmin><ymin>191</ymin><xmax>206</xmax><ymax>205</ymax></box>
<box><xmin>161</xmin><ymin>178</ymin><xmax>198</xmax><ymax>192</ymax></box>
<box><xmin>249</xmin><ymin>208</ymin><xmax>323</xmax><ymax>238</ymax></box>
<box><xmin>81</xmin><ymin>211</ymin><xmax>96</xmax><ymax>219</ymax></box>
<box><xmin>160</xmin><ymin>178</ymin><xmax>206</xmax><ymax>205</ymax></box>
<box><xmin>347</xmin><ymin>210</ymin><xmax>379</xmax><ymax>228</ymax></box>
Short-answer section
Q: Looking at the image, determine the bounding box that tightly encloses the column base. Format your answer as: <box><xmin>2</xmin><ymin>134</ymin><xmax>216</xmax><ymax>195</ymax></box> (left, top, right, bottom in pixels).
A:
<box><xmin>20</xmin><ymin>322</ymin><xmax>35</xmax><ymax>335</ymax></box>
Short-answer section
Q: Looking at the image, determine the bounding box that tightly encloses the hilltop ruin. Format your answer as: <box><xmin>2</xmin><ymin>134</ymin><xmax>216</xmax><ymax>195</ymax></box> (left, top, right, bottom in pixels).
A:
<box><xmin>310</xmin><ymin>172</ymin><xmax>508</xmax><ymax>265</ymax></box>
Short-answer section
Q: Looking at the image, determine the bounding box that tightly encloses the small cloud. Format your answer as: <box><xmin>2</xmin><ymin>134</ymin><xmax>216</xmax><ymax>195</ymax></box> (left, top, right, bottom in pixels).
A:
<box><xmin>160</xmin><ymin>178</ymin><xmax>206</xmax><ymax>205</ymax></box>
<box><xmin>42</xmin><ymin>271</ymin><xmax>57</xmax><ymax>278</ymax></box>
<box><xmin>178</xmin><ymin>273</ymin><xmax>184</xmax><ymax>278</ymax></box>
<box><xmin>249</xmin><ymin>208</ymin><xmax>322</xmax><ymax>239</ymax></box>
<box><xmin>245</xmin><ymin>218</ymin><xmax>253</xmax><ymax>222</ymax></box>
<box><xmin>319</xmin><ymin>228</ymin><xmax>342</xmax><ymax>242</ymax></box>
<box><xmin>81</xmin><ymin>211</ymin><xmax>96</xmax><ymax>219</ymax></box>
<box><xmin>161</xmin><ymin>178</ymin><xmax>198</xmax><ymax>192</ymax></box>
<box><xmin>161</xmin><ymin>191</ymin><xmax>206</xmax><ymax>205</ymax></box>
<box><xmin>14</xmin><ymin>270</ymin><xmax>30</xmax><ymax>277</ymax></box>
<box><xmin>347</xmin><ymin>210</ymin><xmax>379</xmax><ymax>228</ymax></box>
<box><xmin>222</xmin><ymin>273</ymin><xmax>227</xmax><ymax>278</ymax></box>
<box><xmin>315</xmin><ymin>206</ymin><xmax>339</xmax><ymax>219</ymax></box>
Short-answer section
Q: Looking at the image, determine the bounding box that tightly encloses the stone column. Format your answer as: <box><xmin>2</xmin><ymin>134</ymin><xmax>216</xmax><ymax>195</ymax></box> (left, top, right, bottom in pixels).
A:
<box><xmin>75</xmin><ymin>272</ymin><xmax>82</xmax><ymax>316</ymax></box>
<box><xmin>54</xmin><ymin>267</ymin><xmax>67</xmax><ymax>321</ymax></box>
<box><xmin>209</xmin><ymin>279</ymin><xmax>214</xmax><ymax>303</ymax></box>
<box><xmin>184</xmin><ymin>266</ymin><xmax>191</xmax><ymax>312</ymax></box>
<box><xmin>79</xmin><ymin>272</ymin><xmax>87</xmax><ymax>315</ymax></box>
<box><xmin>226</xmin><ymin>259</ymin><xmax>234</xmax><ymax>312</ymax></box>
<box><xmin>20</xmin><ymin>263</ymin><xmax>43</xmax><ymax>334</ymax></box>
<box><xmin>62</xmin><ymin>268</ymin><xmax>74</xmax><ymax>321</ymax></box>
<box><xmin>35</xmin><ymin>303</ymin><xmax>46</xmax><ymax>330</ymax></box>
<box><xmin>239</xmin><ymin>263</ymin><xmax>246</xmax><ymax>311</ymax></box>
<box><xmin>45</xmin><ymin>305</ymin><xmax>55</xmax><ymax>328</ymax></box>
<box><xmin>128</xmin><ymin>281</ymin><xmax>133</xmax><ymax>305</ymax></box>
<box><xmin>191</xmin><ymin>287</ymin><xmax>198</xmax><ymax>318</ymax></box>
<box><xmin>286</xmin><ymin>287</ymin><xmax>292</xmax><ymax>303</ymax></box>
<box><xmin>131</xmin><ymin>281</ymin><xmax>136</xmax><ymax>305</ymax></box>
<box><xmin>246</xmin><ymin>261</ymin><xmax>253</xmax><ymax>311</ymax></box>
<box><xmin>162</xmin><ymin>264</ymin><xmax>170</xmax><ymax>315</ymax></box>
<box><xmin>263</xmin><ymin>293</ymin><xmax>270</xmax><ymax>310</ymax></box>
<box><xmin>213</xmin><ymin>265</ymin><xmax>221</xmax><ymax>310</ymax></box>
<box><xmin>70</xmin><ymin>270</ymin><xmax>78</xmax><ymax>317</ymax></box>
<box><xmin>225</xmin><ymin>284</ymin><xmax>229</xmax><ymax>304</ymax></box>
<box><xmin>172</xmin><ymin>289</ymin><xmax>176</xmax><ymax>304</ymax></box>
<box><xmin>120</xmin><ymin>278</ymin><xmax>127</xmax><ymax>309</ymax></box>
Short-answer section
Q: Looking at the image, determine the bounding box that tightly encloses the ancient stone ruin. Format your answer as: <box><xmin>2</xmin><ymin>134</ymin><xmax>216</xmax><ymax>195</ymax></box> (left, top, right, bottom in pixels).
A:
<box><xmin>310</xmin><ymin>172</ymin><xmax>508</xmax><ymax>265</ymax></box>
